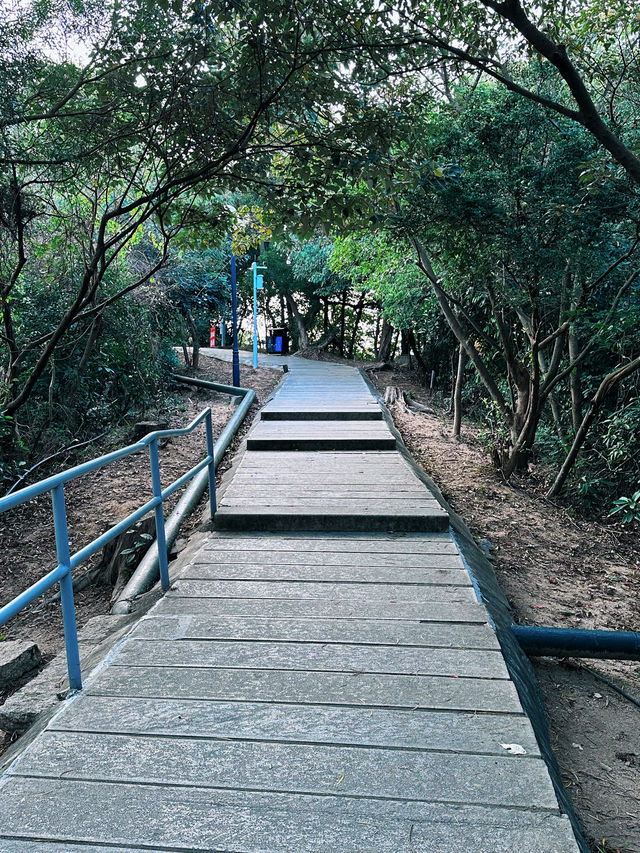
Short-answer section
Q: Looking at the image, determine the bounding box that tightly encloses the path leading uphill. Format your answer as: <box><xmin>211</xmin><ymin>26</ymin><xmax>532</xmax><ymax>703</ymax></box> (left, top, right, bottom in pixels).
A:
<box><xmin>0</xmin><ymin>355</ymin><xmax>580</xmax><ymax>851</ymax></box>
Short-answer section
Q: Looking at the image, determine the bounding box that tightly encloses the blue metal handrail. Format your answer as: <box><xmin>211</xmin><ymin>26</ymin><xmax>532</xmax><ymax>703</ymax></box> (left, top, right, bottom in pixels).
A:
<box><xmin>0</xmin><ymin>408</ymin><xmax>216</xmax><ymax>692</ymax></box>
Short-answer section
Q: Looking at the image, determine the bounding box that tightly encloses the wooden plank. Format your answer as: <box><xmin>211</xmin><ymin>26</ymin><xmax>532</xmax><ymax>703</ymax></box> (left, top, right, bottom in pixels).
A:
<box><xmin>246</xmin><ymin>437</ymin><xmax>397</xmax><ymax>451</ymax></box>
<box><xmin>222</xmin><ymin>486</ymin><xmax>429</xmax><ymax>496</ymax></box>
<box><xmin>9</xmin><ymin>731</ymin><xmax>558</xmax><ymax>808</ymax></box>
<box><xmin>158</xmin><ymin>595</ymin><xmax>487</xmax><ymax>622</ymax></box>
<box><xmin>169</xmin><ymin>579</ymin><xmax>478</xmax><ymax>602</ymax></box>
<box><xmin>0</xmin><ymin>778</ymin><xmax>582</xmax><ymax>853</ymax></box>
<box><xmin>261</xmin><ymin>411</ymin><xmax>382</xmax><ymax>420</ymax></box>
<box><xmin>112</xmin><ymin>639</ymin><xmax>508</xmax><ymax>678</ymax></box>
<box><xmin>201</xmin><ymin>535</ymin><xmax>458</xmax><ymax>553</ymax></box>
<box><xmin>180</xmin><ymin>563</ymin><xmax>469</xmax><ymax>583</ymax></box>
<box><xmin>218</xmin><ymin>500</ymin><xmax>445</xmax><ymax>510</ymax></box>
<box><xmin>219</xmin><ymin>496</ymin><xmax>442</xmax><ymax>507</ymax></box>
<box><xmin>51</xmin><ymin>695</ymin><xmax>541</xmax><ymax>754</ymax></box>
<box><xmin>190</xmin><ymin>552</ymin><xmax>464</xmax><ymax>568</ymax></box>
<box><xmin>224</xmin><ymin>483</ymin><xmax>422</xmax><ymax>493</ymax></box>
<box><xmin>88</xmin><ymin>665</ymin><xmax>523</xmax><ymax>713</ymax></box>
<box><xmin>130</xmin><ymin>615</ymin><xmax>501</xmax><ymax>649</ymax></box>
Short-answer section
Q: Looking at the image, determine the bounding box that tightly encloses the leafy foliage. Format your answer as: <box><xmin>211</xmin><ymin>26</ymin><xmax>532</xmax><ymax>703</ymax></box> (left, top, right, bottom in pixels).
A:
<box><xmin>609</xmin><ymin>490</ymin><xmax>640</xmax><ymax>525</ymax></box>
<box><xmin>2</xmin><ymin>0</ymin><xmax>640</xmax><ymax>517</ymax></box>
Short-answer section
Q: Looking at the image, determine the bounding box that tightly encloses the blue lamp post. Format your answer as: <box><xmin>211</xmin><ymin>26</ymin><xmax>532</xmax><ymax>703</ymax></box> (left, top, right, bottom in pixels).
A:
<box><xmin>231</xmin><ymin>251</ymin><xmax>240</xmax><ymax>387</ymax></box>
<box><xmin>252</xmin><ymin>261</ymin><xmax>266</xmax><ymax>369</ymax></box>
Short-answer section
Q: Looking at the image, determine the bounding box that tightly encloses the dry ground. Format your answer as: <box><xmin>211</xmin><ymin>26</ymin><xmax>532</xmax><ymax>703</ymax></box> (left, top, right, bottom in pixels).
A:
<box><xmin>372</xmin><ymin>366</ymin><xmax>640</xmax><ymax>853</ymax></box>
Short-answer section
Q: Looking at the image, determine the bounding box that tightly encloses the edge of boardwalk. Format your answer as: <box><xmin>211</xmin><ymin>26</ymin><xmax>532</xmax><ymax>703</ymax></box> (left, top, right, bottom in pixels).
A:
<box><xmin>363</xmin><ymin>367</ymin><xmax>589</xmax><ymax>853</ymax></box>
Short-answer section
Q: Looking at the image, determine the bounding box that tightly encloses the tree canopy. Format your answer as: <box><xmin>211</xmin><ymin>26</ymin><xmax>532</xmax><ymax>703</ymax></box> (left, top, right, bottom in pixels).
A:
<box><xmin>1</xmin><ymin>0</ymin><xmax>639</xmax><ymax>512</ymax></box>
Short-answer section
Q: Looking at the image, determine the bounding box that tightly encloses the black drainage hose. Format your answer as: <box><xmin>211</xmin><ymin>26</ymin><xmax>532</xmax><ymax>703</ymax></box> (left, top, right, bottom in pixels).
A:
<box><xmin>512</xmin><ymin>624</ymin><xmax>640</xmax><ymax>661</ymax></box>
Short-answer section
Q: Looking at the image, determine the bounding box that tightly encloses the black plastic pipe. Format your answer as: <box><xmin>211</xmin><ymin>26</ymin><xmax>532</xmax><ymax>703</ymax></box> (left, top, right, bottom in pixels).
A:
<box><xmin>512</xmin><ymin>625</ymin><xmax>640</xmax><ymax>660</ymax></box>
<box><xmin>111</xmin><ymin>375</ymin><xmax>255</xmax><ymax>614</ymax></box>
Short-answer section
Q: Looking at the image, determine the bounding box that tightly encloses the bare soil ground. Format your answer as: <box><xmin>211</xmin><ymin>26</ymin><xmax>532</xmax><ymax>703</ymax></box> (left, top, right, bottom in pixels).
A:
<box><xmin>372</xmin><ymin>366</ymin><xmax>640</xmax><ymax>853</ymax></box>
<box><xmin>0</xmin><ymin>357</ymin><xmax>280</xmax><ymax>676</ymax></box>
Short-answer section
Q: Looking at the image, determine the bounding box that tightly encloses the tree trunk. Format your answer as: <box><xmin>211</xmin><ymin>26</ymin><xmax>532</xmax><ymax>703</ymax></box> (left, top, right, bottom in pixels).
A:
<box><xmin>409</xmin><ymin>235</ymin><xmax>509</xmax><ymax>419</ymax></box>
<box><xmin>238</xmin><ymin>300</ymin><xmax>250</xmax><ymax>331</ymax></box>
<box><xmin>185</xmin><ymin>310</ymin><xmax>199</xmax><ymax>370</ymax></box>
<box><xmin>501</xmin><ymin>367</ymin><xmax>540</xmax><ymax>477</ymax></box>
<box><xmin>348</xmin><ymin>292</ymin><xmax>366</xmax><ymax>360</ymax></box>
<box><xmin>453</xmin><ymin>344</ymin><xmax>465</xmax><ymax>439</ymax></box>
<box><xmin>537</xmin><ymin>349</ymin><xmax>566</xmax><ymax>444</ymax></box>
<box><xmin>339</xmin><ymin>290</ymin><xmax>347</xmax><ymax>357</ymax></box>
<box><xmin>547</xmin><ymin>356</ymin><xmax>640</xmax><ymax>497</ymax></box>
<box><xmin>1</xmin><ymin>297</ymin><xmax>20</xmax><ymax>401</ymax></box>
<box><xmin>285</xmin><ymin>297</ymin><xmax>295</xmax><ymax>348</ymax></box>
<box><xmin>567</xmin><ymin>328</ymin><xmax>583</xmax><ymax>432</ymax></box>
<box><xmin>285</xmin><ymin>293</ymin><xmax>321</xmax><ymax>352</ymax></box>
<box><xmin>377</xmin><ymin>319</ymin><xmax>393</xmax><ymax>362</ymax></box>
<box><xmin>384</xmin><ymin>385</ymin><xmax>409</xmax><ymax>409</ymax></box>
<box><xmin>384</xmin><ymin>385</ymin><xmax>435</xmax><ymax>415</ymax></box>
<box><xmin>78</xmin><ymin>315</ymin><xmax>103</xmax><ymax>375</ymax></box>
<box><xmin>448</xmin><ymin>350</ymin><xmax>456</xmax><ymax>414</ymax></box>
<box><xmin>407</xmin><ymin>330</ymin><xmax>429</xmax><ymax>375</ymax></box>
<box><xmin>286</xmin><ymin>294</ymin><xmax>308</xmax><ymax>350</ymax></box>
<box><xmin>390</xmin><ymin>329</ymin><xmax>400</xmax><ymax>360</ymax></box>
<box><xmin>263</xmin><ymin>298</ymin><xmax>276</xmax><ymax>332</ymax></box>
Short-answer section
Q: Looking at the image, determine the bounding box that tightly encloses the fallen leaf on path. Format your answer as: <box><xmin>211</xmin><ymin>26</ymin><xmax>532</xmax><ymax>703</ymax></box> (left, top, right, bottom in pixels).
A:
<box><xmin>501</xmin><ymin>743</ymin><xmax>527</xmax><ymax>755</ymax></box>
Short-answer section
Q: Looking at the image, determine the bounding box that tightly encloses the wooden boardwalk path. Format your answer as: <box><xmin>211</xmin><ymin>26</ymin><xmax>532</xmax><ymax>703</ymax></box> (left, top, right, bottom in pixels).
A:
<box><xmin>0</xmin><ymin>356</ymin><xmax>580</xmax><ymax>851</ymax></box>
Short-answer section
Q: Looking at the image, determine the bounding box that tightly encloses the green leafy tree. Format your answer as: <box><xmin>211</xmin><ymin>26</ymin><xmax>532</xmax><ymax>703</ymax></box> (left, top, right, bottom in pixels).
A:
<box><xmin>0</xmin><ymin>0</ymin><xmax>417</xmax><ymax>424</ymax></box>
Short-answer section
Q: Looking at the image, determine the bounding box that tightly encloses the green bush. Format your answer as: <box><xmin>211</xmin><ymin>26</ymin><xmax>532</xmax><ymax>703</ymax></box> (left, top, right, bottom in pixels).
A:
<box><xmin>609</xmin><ymin>489</ymin><xmax>640</xmax><ymax>525</ymax></box>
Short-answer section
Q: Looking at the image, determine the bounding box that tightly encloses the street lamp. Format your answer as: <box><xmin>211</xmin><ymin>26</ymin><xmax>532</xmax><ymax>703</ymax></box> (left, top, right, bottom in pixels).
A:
<box><xmin>230</xmin><ymin>250</ymin><xmax>240</xmax><ymax>388</ymax></box>
<box><xmin>252</xmin><ymin>261</ymin><xmax>266</xmax><ymax>369</ymax></box>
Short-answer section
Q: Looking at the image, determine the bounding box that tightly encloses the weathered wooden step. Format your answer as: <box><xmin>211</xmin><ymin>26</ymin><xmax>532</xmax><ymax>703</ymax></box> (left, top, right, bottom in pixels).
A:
<box><xmin>246</xmin><ymin>421</ymin><xmax>396</xmax><ymax>451</ymax></box>
<box><xmin>261</xmin><ymin>408</ymin><xmax>382</xmax><ymax>421</ymax></box>
<box><xmin>213</xmin><ymin>503</ymin><xmax>450</xmax><ymax>533</ymax></box>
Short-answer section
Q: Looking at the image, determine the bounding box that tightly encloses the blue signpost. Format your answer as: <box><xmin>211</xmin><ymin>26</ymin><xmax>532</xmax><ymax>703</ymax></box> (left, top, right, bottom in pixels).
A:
<box><xmin>231</xmin><ymin>252</ymin><xmax>240</xmax><ymax>388</ymax></box>
<box><xmin>252</xmin><ymin>261</ymin><xmax>266</xmax><ymax>368</ymax></box>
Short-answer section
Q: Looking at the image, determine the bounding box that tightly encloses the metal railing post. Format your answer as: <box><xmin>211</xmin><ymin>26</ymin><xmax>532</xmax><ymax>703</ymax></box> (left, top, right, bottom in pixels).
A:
<box><xmin>205</xmin><ymin>409</ymin><xmax>216</xmax><ymax>517</ymax></box>
<box><xmin>51</xmin><ymin>484</ymin><xmax>82</xmax><ymax>691</ymax></box>
<box><xmin>1</xmin><ymin>406</ymin><xmax>225</xmax><ymax>654</ymax></box>
<box><xmin>149</xmin><ymin>438</ymin><xmax>170</xmax><ymax>591</ymax></box>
